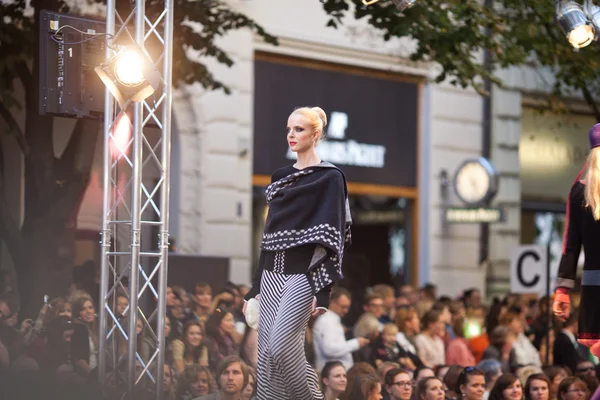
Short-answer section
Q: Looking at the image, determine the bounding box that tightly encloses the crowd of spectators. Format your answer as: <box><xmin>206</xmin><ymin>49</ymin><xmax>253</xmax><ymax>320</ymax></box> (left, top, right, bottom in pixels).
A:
<box><xmin>0</xmin><ymin>269</ymin><xmax>599</xmax><ymax>400</ymax></box>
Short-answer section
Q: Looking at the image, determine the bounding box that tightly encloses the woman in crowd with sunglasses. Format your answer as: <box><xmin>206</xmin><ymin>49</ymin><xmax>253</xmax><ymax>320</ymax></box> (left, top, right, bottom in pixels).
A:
<box><xmin>556</xmin><ymin>377</ymin><xmax>589</xmax><ymax>400</ymax></box>
<box><xmin>457</xmin><ymin>367</ymin><xmax>486</xmax><ymax>400</ymax></box>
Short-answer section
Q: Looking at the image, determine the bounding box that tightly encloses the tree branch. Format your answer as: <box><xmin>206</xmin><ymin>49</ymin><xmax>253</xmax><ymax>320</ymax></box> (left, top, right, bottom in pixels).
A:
<box><xmin>0</xmin><ymin>100</ymin><xmax>31</xmax><ymax>157</ymax></box>
<box><xmin>582</xmin><ymin>86</ymin><xmax>600</xmax><ymax>123</ymax></box>
<box><xmin>15</xmin><ymin>61</ymin><xmax>33</xmax><ymax>106</ymax></box>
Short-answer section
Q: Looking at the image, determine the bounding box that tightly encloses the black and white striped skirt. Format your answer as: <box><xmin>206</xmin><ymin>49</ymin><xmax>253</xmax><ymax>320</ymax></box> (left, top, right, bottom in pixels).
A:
<box><xmin>256</xmin><ymin>270</ymin><xmax>323</xmax><ymax>400</ymax></box>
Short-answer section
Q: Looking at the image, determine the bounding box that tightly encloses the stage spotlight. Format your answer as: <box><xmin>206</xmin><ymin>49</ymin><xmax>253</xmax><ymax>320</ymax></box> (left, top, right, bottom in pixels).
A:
<box><xmin>95</xmin><ymin>43</ymin><xmax>161</xmax><ymax>107</ymax></box>
<box><xmin>361</xmin><ymin>0</ymin><xmax>416</xmax><ymax>11</ymax></box>
<box><xmin>556</xmin><ymin>1</ymin><xmax>595</xmax><ymax>48</ymax></box>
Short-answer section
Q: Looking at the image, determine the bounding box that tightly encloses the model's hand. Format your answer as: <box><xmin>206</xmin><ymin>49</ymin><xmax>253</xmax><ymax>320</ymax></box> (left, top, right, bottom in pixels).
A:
<box><xmin>553</xmin><ymin>290</ymin><xmax>571</xmax><ymax>322</ymax></box>
<box><xmin>243</xmin><ymin>294</ymin><xmax>260</xmax><ymax>316</ymax></box>
<box><xmin>311</xmin><ymin>298</ymin><xmax>326</xmax><ymax>318</ymax></box>
<box><xmin>357</xmin><ymin>337</ymin><xmax>370</xmax><ymax>348</ymax></box>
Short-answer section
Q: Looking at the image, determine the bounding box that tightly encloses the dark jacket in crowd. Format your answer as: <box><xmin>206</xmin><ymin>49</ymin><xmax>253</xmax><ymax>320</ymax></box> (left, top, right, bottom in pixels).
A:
<box><xmin>553</xmin><ymin>331</ymin><xmax>582</xmax><ymax>373</ymax></box>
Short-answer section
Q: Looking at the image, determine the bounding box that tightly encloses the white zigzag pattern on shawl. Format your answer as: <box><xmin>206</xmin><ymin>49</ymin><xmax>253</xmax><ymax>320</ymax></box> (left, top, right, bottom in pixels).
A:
<box><xmin>273</xmin><ymin>251</ymin><xmax>285</xmax><ymax>274</ymax></box>
<box><xmin>265</xmin><ymin>169</ymin><xmax>315</xmax><ymax>203</ymax></box>
<box><xmin>262</xmin><ymin>224</ymin><xmax>343</xmax><ymax>253</ymax></box>
<box><xmin>310</xmin><ymin>259</ymin><xmax>339</xmax><ymax>292</ymax></box>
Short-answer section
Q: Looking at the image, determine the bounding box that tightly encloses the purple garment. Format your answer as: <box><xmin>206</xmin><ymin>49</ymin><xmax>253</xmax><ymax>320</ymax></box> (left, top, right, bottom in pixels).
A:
<box><xmin>589</xmin><ymin>123</ymin><xmax>600</xmax><ymax>148</ymax></box>
<box><xmin>591</xmin><ymin>385</ymin><xmax>600</xmax><ymax>400</ymax></box>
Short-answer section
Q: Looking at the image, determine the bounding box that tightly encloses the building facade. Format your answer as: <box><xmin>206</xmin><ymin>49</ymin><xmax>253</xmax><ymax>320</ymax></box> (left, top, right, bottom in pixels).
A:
<box><xmin>26</xmin><ymin>0</ymin><xmax>591</xmax><ymax>297</ymax></box>
<box><xmin>156</xmin><ymin>0</ymin><xmax>489</xmax><ymax>296</ymax></box>
<box><xmin>486</xmin><ymin>67</ymin><xmax>595</xmax><ymax>297</ymax></box>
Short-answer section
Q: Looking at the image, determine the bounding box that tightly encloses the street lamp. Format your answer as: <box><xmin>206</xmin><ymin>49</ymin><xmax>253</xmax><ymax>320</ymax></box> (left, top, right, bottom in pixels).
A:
<box><xmin>556</xmin><ymin>0</ymin><xmax>599</xmax><ymax>48</ymax></box>
<box><xmin>362</xmin><ymin>0</ymin><xmax>416</xmax><ymax>12</ymax></box>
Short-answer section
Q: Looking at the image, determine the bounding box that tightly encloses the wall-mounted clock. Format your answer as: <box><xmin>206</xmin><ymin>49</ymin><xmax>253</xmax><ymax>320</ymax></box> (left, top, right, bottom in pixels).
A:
<box><xmin>453</xmin><ymin>157</ymin><xmax>499</xmax><ymax>206</ymax></box>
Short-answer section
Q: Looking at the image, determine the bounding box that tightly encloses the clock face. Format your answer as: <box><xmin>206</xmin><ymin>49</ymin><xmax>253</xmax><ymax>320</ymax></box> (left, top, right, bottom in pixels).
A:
<box><xmin>455</xmin><ymin>161</ymin><xmax>491</xmax><ymax>204</ymax></box>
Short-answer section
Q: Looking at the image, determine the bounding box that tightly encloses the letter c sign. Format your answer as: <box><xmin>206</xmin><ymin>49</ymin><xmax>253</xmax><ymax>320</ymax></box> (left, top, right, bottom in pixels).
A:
<box><xmin>516</xmin><ymin>250</ymin><xmax>540</xmax><ymax>287</ymax></box>
<box><xmin>510</xmin><ymin>245</ymin><xmax>547</xmax><ymax>294</ymax></box>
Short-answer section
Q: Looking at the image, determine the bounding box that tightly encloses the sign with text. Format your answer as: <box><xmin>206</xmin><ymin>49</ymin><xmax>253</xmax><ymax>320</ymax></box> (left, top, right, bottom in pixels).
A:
<box><xmin>253</xmin><ymin>59</ymin><xmax>419</xmax><ymax>188</ymax></box>
<box><xmin>510</xmin><ymin>245</ymin><xmax>547</xmax><ymax>294</ymax></box>
<box><xmin>520</xmin><ymin>109</ymin><xmax>594</xmax><ymax>202</ymax></box>
<box><xmin>444</xmin><ymin>207</ymin><xmax>504</xmax><ymax>224</ymax></box>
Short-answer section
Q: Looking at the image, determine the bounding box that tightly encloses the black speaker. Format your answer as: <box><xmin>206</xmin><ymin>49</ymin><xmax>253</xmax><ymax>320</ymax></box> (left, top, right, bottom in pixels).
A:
<box><xmin>39</xmin><ymin>10</ymin><xmax>107</xmax><ymax>119</ymax></box>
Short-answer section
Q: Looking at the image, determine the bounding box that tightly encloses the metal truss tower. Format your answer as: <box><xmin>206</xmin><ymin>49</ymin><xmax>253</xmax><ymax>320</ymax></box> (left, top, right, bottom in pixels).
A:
<box><xmin>97</xmin><ymin>0</ymin><xmax>173</xmax><ymax>395</ymax></box>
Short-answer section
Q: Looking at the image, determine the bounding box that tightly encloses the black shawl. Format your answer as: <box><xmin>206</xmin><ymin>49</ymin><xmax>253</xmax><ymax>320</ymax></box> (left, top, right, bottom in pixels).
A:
<box><xmin>261</xmin><ymin>162</ymin><xmax>352</xmax><ymax>293</ymax></box>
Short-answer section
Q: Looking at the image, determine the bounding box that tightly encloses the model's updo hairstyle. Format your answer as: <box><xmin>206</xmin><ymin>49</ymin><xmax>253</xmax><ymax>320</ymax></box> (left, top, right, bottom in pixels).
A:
<box><xmin>291</xmin><ymin>106</ymin><xmax>328</xmax><ymax>144</ymax></box>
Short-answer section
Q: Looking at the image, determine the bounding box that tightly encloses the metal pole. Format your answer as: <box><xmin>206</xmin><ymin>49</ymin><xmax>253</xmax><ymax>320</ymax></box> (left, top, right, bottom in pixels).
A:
<box><xmin>545</xmin><ymin>240</ymin><xmax>552</xmax><ymax>365</ymax></box>
<box><xmin>156</xmin><ymin>0</ymin><xmax>174</xmax><ymax>395</ymax></box>
<box><xmin>99</xmin><ymin>0</ymin><xmax>173</xmax><ymax>395</ymax></box>
<box><xmin>98</xmin><ymin>0</ymin><xmax>116</xmax><ymax>385</ymax></box>
<box><xmin>125</xmin><ymin>0</ymin><xmax>146</xmax><ymax>396</ymax></box>
<box><xmin>479</xmin><ymin>0</ymin><xmax>493</xmax><ymax>268</ymax></box>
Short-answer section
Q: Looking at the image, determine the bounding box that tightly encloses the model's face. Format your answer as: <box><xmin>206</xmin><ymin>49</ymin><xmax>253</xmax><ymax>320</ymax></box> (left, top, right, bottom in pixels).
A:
<box><xmin>286</xmin><ymin>113</ymin><xmax>317</xmax><ymax>154</ymax></box>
